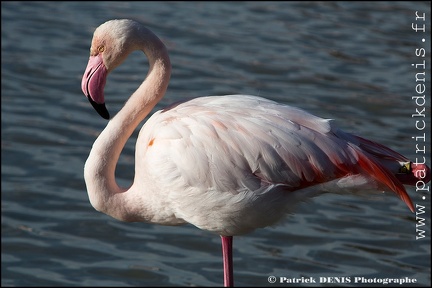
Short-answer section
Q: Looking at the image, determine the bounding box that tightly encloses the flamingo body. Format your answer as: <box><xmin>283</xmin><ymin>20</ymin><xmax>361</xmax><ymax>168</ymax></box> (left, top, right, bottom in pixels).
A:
<box><xmin>81</xmin><ymin>19</ymin><xmax>431</xmax><ymax>286</ymax></box>
<box><xmin>134</xmin><ymin>94</ymin><xmax>413</xmax><ymax>236</ymax></box>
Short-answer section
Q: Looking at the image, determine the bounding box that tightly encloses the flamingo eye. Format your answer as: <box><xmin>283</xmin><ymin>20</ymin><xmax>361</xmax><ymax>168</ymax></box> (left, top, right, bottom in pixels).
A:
<box><xmin>97</xmin><ymin>46</ymin><xmax>105</xmax><ymax>53</ymax></box>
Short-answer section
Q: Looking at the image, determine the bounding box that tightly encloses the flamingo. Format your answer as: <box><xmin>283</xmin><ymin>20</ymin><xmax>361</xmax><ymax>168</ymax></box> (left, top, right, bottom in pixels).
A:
<box><xmin>81</xmin><ymin>19</ymin><xmax>431</xmax><ymax>287</ymax></box>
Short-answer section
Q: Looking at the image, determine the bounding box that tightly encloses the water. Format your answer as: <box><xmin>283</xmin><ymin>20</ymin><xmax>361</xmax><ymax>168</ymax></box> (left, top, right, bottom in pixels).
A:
<box><xmin>2</xmin><ymin>1</ymin><xmax>431</xmax><ymax>286</ymax></box>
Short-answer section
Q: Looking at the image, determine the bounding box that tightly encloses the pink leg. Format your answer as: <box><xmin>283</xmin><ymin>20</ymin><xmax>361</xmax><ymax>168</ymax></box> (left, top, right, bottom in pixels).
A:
<box><xmin>221</xmin><ymin>235</ymin><xmax>234</xmax><ymax>287</ymax></box>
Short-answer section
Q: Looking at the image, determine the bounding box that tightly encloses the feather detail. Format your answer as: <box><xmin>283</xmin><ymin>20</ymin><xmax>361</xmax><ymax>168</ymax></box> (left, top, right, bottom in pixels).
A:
<box><xmin>353</xmin><ymin>146</ymin><xmax>414</xmax><ymax>212</ymax></box>
<box><xmin>353</xmin><ymin>135</ymin><xmax>408</xmax><ymax>162</ymax></box>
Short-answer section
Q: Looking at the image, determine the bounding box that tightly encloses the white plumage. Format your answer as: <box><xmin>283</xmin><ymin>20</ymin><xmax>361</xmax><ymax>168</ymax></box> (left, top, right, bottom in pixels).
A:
<box><xmin>137</xmin><ymin>95</ymin><xmax>358</xmax><ymax>234</ymax></box>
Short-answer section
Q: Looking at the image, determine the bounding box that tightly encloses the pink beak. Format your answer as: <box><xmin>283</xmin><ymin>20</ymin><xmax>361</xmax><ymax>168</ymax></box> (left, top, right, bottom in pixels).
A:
<box><xmin>81</xmin><ymin>54</ymin><xmax>110</xmax><ymax>119</ymax></box>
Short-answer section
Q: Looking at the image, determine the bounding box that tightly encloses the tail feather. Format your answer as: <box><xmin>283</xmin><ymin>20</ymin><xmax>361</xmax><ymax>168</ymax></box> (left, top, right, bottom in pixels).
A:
<box><xmin>354</xmin><ymin>148</ymin><xmax>414</xmax><ymax>212</ymax></box>
<box><xmin>354</xmin><ymin>135</ymin><xmax>431</xmax><ymax>186</ymax></box>
<box><xmin>353</xmin><ymin>135</ymin><xmax>408</xmax><ymax>162</ymax></box>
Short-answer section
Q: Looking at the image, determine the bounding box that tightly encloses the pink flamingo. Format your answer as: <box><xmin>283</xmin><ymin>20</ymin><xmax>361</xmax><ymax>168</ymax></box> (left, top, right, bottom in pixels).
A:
<box><xmin>81</xmin><ymin>19</ymin><xmax>430</xmax><ymax>287</ymax></box>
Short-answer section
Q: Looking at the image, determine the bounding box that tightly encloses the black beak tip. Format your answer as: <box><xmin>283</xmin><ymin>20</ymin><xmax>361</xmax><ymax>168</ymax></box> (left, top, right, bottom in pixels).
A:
<box><xmin>87</xmin><ymin>96</ymin><xmax>110</xmax><ymax>120</ymax></box>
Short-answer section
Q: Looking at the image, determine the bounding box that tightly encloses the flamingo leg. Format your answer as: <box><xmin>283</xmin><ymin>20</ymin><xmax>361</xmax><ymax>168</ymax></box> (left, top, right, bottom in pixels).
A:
<box><xmin>221</xmin><ymin>235</ymin><xmax>234</xmax><ymax>287</ymax></box>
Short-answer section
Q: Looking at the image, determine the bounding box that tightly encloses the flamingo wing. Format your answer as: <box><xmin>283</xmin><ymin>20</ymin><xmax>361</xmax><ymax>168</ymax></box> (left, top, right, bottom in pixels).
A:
<box><xmin>134</xmin><ymin>95</ymin><xmax>413</xmax><ymax>234</ymax></box>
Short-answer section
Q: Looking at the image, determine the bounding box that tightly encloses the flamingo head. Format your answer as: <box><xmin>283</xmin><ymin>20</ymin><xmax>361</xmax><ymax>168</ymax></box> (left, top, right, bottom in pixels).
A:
<box><xmin>81</xmin><ymin>19</ymin><xmax>144</xmax><ymax>120</ymax></box>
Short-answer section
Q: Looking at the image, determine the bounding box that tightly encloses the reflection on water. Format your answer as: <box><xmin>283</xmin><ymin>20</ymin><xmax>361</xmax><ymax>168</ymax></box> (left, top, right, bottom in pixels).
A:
<box><xmin>2</xmin><ymin>1</ymin><xmax>430</xmax><ymax>287</ymax></box>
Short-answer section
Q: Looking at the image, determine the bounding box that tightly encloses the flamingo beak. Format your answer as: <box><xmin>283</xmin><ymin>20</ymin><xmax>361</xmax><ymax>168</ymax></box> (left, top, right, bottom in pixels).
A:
<box><xmin>81</xmin><ymin>54</ymin><xmax>110</xmax><ymax>119</ymax></box>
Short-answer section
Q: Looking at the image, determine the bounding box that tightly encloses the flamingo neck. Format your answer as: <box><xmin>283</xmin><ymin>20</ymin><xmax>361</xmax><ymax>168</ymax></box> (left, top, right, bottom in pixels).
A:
<box><xmin>84</xmin><ymin>36</ymin><xmax>171</xmax><ymax>222</ymax></box>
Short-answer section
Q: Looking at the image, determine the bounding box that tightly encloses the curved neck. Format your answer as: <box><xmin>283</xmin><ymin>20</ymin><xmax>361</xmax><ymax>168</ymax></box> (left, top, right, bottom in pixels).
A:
<box><xmin>84</xmin><ymin>36</ymin><xmax>171</xmax><ymax>221</ymax></box>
